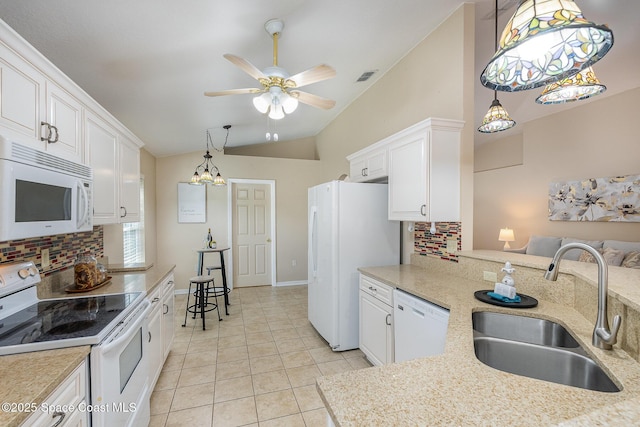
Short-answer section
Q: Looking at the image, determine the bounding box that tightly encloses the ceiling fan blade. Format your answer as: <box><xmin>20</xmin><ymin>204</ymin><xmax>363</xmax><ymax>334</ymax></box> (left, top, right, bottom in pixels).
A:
<box><xmin>287</xmin><ymin>64</ymin><xmax>336</xmax><ymax>88</ymax></box>
<box><xmin>291</xmin><ymin>90</ymin><xmax>336</xmax><ymax>110</ymax></box>
<box><xmin>223</xmin><ymin>54</ymin><xmax>267</xmax><ymax>81</ymax></box>
<box><xmin>204</xmin><ymin>88</ymin><xmax>262</xmax><ymax>97</ymax></box>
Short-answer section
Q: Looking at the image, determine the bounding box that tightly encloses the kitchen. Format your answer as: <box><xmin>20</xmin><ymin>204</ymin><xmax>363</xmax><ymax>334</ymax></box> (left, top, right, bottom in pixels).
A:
<box><xmin>1</xmin><ymin>1</ymin><xmax>640</xmax><ymax>426</ymax></box>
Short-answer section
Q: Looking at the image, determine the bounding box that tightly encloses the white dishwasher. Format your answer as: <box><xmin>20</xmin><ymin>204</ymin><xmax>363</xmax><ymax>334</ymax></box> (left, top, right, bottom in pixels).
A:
<box><xmin>393</xmin><ymin>289</ymin><xmax>449</xmax><ymax>363</ymax></box>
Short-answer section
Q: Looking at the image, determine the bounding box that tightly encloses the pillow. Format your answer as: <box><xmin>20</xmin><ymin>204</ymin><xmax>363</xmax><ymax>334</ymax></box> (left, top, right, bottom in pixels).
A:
<box><xmin>602</xmin><ymin>247</ymin><xmax>625</xmax><ymax>266</ymax></box>
<box><xmin>577</xmin><ymin>247</ymin><xmax>625</xmax><ymax>267</ymax></box>
<box><xmin>622</xmin><ymin>251</ymin><xmax>640</xmax><ymax>269</ymax></box>
<box><xmin>560</xmin><ymin>238</ymin><xmax>604</xmax><ymax>261</ymax></box>
<box><xmin>525</xmin><ymin>235</ymin><xmax>562</xmax><ymax>258</ymax></box>
<box><xmin>603</xmin><ymin>240</ymin><xmax>640</xmax><ymax>254</ymax></box>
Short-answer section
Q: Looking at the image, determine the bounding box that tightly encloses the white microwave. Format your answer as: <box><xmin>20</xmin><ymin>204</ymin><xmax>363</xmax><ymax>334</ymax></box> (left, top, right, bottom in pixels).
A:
<box><xmin>0</xmin><ymin>137</ymin><xmax>93</xmax><ymax>241</ymax></box>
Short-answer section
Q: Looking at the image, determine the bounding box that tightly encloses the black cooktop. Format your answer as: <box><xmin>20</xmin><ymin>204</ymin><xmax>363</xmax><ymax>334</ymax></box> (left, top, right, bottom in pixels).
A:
<box><xmin>0</xmin><ymin>293</ymin><xmax>142</xmax><ymax>349</ymax></box>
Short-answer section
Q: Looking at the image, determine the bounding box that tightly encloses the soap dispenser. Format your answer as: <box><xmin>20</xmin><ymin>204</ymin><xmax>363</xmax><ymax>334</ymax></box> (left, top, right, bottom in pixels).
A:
<box><xmin>493</xmin><ymin>261</ymin><xmax>517</xmax><ymax>299</ymax></box>
<box><xmin>501</xmin><ymin>261</ymin><xmax>515</xmax><ymax>286</ymax></box>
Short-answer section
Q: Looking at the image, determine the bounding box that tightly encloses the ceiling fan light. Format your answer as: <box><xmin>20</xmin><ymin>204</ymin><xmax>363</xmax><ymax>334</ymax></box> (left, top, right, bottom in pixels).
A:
<box><xmin>253</xmin><ymin>93</ymin><xmax>271</xmax><ymax>114</ymax></box>
<box><xmin>480</xmin><ymin>0</ymin><xmax>614</xmax><ymax>92</ymax></box>
<box><xmin>281</xmin><ymin>93</ymin><xmax>298</xmax><ymax>114</ymax></box>
<box><xmin>269</xmin><ymin>103</ymin><xmax>285</xmax><ymax>120</ymax></box>
<box><xmin>535</xmin><ymin>66</ymin><xmax>606</xmax><ymax>104</ymax></box>
<box><xmin>478</xmin><ymin>98</ymin><xmax>516</xmax><ymax>133</ymax></box>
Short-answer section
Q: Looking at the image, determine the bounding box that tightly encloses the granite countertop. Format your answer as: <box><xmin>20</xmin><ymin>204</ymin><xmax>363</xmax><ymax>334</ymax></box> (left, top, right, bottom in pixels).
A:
<box><xmin>39</xmin><ymin>263</ymin><xmax>176</xmax><ymax>299</ymax></box>
<box><xmin>0</xmin><ymin>264</ymin><xmax>175</xmax><ymax>427</ymax></box>
<box><xmin>0</xmin><ymin>346</ymin><xmax>90</xmax><ymax>427</ymax></box>
<box><xmin>316</xmin><ymin>259</ymin><xmax>640</xmax><ymax>426</ymax></box>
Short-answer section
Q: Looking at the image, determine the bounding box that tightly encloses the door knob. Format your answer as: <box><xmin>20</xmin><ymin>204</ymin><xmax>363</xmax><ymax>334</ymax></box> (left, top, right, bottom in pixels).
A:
<box><xmin>266</xmin><ymin>238</ymin><xmax>272</xmax><ymax>243</ymax></box>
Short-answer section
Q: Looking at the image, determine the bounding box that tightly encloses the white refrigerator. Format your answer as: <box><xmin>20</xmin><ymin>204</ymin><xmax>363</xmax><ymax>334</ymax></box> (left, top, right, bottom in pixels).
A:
<box><xmin>308</xmin><ymin>180</ymin><xmax>400</xmax><ymax>351</ymax></box>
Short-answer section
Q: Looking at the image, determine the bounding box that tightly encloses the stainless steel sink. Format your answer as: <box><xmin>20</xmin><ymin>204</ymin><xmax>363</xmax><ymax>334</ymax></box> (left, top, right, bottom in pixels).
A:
<box><xmin>472</xmin><ymin>312</ymin><xmax>620</xmax><ymax>392</ymax></box>
<box><xmin>472</xmin><ymin>311</ymin><xmax>579</xmax><ymax>348</ymax></box>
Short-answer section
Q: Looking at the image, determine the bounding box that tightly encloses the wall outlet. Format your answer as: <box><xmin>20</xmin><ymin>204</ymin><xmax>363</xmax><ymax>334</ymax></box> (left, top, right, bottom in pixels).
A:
<box><xmin>483</xmin><ymin>271</ymin><xmax>497</xmax><ymax>282</ymax></box>
<box><xmin>446</xmin><ymin>239</ymin><xmax>457</xmax><ymax>253</ymax></box>
<box><xmin>291</xmin><ymin>259</ymin><xmax>297</xmax><ymax>267</ymax></box>
<box><xmin>41</xmin><ymin>248</ymin><xmax>50</xmax><ymax>268</ymax></box>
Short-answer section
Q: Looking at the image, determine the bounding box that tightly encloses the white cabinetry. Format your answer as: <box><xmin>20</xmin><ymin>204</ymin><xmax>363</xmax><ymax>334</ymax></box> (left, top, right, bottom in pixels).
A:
<box><xmin>348</xmin><ymin>146</ymin><xmax>388</xmax><ymax>183</ymax></box>
<box><xmin>45</xmin><ymin>82</ymin><xmax>83</xmax><ymax>162</ymax></box>
<box><xmin>0</xmin><ymin>42</ymin><xmax>83</xmax><ymax>163</ymax></box>
<box><xmin>21</xmin><ymin>359</ymin><xmax>89</xmax><ymax>427</ymax></box>
<box><xmin>0</xmin><ymin>42</ymin><xmax>46</xmax><ymax>145</ymax></box>
<box><xmin>147</xmin><ymin>285</ymin><xmax>163</xmax><ymax>389</ymax></box>
<box><xmin>359</xmin><ymin>274</ymin><xmax>394</xmax><ymax>366</ymax></box>
<box><xmin>162</xmin><ymin>276</ymin><xmax>175</xmax><ymax>358</ymax></box>
<box><xmin>388</xmin><ymin>118</ymin><xmax>464</xmax><ymax>222</ymax></box>
<box><xmin>147</xmin><ymin>272</ymin><xmax>175</xmax><ymax>389</ymax></box>
<box><xmin>86</xmin><ymin>110</ymin><xmax>140</xmax><ymax>224</ymax></box>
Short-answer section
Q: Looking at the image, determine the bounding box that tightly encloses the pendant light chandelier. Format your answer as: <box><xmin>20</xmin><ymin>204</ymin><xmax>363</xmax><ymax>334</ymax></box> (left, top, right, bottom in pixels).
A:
<box><xmin>480</xmin><ymin>0</ymin><xmax>613</xmax><ymax>92</ymax></box>
<box><xmin>535</xmin><ymin>65</ymin><xmax>606</xmax><ymax>104</ymax></box>
<box><xmin>479</xmin><ymin>0</ymin><xmax>516</xmax><ymax>133</ymax></box>
<box><xmin>189</xmin><ymin>125</ymin><xmax>231</xmax><ymax>186</ymax></box>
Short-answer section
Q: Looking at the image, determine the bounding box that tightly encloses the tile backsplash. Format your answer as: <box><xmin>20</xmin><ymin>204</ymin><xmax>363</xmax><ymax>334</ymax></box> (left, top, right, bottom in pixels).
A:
<box><xmin>414</xmin><ymin>222</ymin><xmax>461</xmax><ymax>262</ymax></box>
<box><xmin>0</xmin><ymin>226</ymin><xmax>104</xmax><ymax>275</ymax></box>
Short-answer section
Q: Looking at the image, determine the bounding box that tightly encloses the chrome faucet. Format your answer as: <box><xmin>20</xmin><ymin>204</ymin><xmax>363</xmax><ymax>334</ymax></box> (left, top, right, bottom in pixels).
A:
<box><xmin>544</xmin><ymin>242</ymin><xmax>621</xmax><ymax>350</ymax></box>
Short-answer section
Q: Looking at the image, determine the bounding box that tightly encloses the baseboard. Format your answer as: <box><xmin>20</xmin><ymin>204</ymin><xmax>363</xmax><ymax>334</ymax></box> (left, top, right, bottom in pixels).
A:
<box><xmin>275</xmin><ymin>280</ymin><xmax>307</xmax><ymax>287</ymax></box>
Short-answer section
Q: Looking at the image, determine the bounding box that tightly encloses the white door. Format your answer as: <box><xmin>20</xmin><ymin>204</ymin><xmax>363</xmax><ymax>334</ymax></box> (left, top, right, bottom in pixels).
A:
<box><xmin>233</xmin><ymin>183</ymin><xmax>272</xmax><ymax>287</ymax></box>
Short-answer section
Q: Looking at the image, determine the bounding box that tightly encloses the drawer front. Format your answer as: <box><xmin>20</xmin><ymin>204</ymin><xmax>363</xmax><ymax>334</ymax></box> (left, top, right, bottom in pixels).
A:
<box><xmin>22</xmin><ymin>360</ymin><xmax>87</xmax><ymax>426</ymax></box>
<box><xmin>359</xmin><ymin>274</ymin><xmax>393</xmax><ymax>306</ymax></box>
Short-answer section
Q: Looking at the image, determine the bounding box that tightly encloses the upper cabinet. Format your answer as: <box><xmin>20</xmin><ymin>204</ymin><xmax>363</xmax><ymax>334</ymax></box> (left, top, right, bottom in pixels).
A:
<box><xmin>347</xmin><ymin>145</ymin><xmax>388</xmax><ymax>183</ymax></box>
<box><xmin>0</xmin><ymin>43</ymin><xmax>83</xmax><ymax>163</ymax></box>
<box><xmin>86</xmin><ymin>110</ymin><xmax>140</xmax><ymax>224</ymax></box>
<box><xmin>45</xmin><ymin>82</ymin><xmax>83</xmax><ymax>162</ymax></box>
<box><xmin>388</xmin><ymin>118</ymin><xmax>464</xmax><ymax>222</ymax></box>
<box><xmin>0</xmin><ymin>21</ymin><xmax>144</xmax><ymax>226</ymax></box>
<box><xmin>347</xmin><ymin>118</ymin><xmax>464</xmax><ymax>222</ymax></box>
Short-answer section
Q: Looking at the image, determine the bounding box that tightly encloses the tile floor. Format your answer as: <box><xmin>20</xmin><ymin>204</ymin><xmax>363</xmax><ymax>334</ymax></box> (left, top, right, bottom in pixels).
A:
<box><xmin>149</xmin><ymin>285</ymin><xmax>371</xmax><ymax>427</ymax></box>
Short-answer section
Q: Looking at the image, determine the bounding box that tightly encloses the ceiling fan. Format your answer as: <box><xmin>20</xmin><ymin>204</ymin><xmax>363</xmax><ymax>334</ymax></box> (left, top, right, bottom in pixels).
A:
<box><xmin>204</xmin><ymin>19</ymin><xmax>336</xmax><ymax>120</ymax></box>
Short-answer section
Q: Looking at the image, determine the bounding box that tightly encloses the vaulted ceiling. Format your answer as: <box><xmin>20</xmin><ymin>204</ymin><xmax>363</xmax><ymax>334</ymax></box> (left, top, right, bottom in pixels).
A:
<box><xmin>0</xmin><ymin>0</ymin><xmax>637</xmax><ymax>156</ymax></box>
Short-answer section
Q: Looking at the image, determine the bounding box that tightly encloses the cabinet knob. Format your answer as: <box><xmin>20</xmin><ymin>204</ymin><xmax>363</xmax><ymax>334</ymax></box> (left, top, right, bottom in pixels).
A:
<box><xmin>120</xmin><ymin>206</ymin><xmax>127</xmax><ymax>218</ymax></box>
<box><xmin>420</xmin><ymin>204</ymin><xmax>426</xmax><ymax>216</ymax></box>
<box><xmin>386</xmin><ymin>313</ymin><xmax>392</xmax><ymax>326</ymax></box>
<box><xmin>163</xmin><ymin>304</ymin><xmax>169</xmax><ymax>315</ymax></box>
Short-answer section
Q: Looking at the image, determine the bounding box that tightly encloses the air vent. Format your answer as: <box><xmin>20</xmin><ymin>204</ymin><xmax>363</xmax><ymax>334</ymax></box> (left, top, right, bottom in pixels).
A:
<box><xmin>356</xmin><ymin>70</ymin><xmax>377</xmax><ymax>82</ymax></box>
<box><xmin>11</xmin><ymin>142</ymin><xmax>92</xmax><ymax>179</ymax></box>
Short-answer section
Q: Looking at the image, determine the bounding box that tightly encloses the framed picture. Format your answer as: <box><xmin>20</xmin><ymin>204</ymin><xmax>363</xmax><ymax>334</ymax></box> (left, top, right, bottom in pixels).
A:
<box><xmin>178</xmin><ymin>183</ymin><xmax>206</xmax><ymax>223</ymax></box>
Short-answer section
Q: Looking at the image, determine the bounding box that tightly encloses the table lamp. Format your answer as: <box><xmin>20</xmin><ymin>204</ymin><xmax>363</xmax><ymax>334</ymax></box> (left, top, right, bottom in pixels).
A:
<box><xmin>498</xmin><ymin>228</ymin><xmax>515</xmax><ymax>250</ymax></box>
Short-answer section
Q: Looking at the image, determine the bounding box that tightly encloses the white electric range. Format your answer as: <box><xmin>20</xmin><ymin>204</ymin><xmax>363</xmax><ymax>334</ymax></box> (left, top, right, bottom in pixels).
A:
<box><xmin>0</xmin><ymin>261</ymin><xmax>151</xmax><ymax>427</ymax></box>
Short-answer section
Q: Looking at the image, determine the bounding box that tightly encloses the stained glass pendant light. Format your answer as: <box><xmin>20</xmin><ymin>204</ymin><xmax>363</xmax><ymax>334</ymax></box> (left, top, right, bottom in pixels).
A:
<box><xmin>479</xmin><ymin>0</ymin><xmax>516</xmax><ymax>133</ymax></box>
<box><xmin>535</xmin><ymin>66</ymin><xmax>606</xmax><ymax>104</ymax></box>
<box><xmin>480</xmin><ymin>0</ymin><xmax>613</xmax><ymax>92</ymax></box>
<box><xmin>478</xmin><ymin>92</ymin><xmax>516</xmax><ymax>133</ymax></box>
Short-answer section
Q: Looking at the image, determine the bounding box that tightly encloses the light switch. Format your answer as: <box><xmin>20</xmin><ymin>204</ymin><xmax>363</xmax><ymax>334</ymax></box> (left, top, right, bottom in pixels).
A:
<box><xmin>446</xmin><ymin>239</ymin><xmax>457</xmax><ymax>253</ymax></box>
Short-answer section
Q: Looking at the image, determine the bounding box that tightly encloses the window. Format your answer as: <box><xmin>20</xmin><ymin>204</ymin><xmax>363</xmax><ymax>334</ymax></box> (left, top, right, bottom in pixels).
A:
<box><xmin>123</xmin><ymin>177</ymin><xmax>145</xmax><ymax>264</ymax></box>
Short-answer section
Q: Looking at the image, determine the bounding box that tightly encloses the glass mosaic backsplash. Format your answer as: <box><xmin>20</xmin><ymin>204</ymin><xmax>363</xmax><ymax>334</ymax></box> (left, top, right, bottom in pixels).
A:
<box><xmin>414</xmin><ymin>222</ymin><xmax>460</xmax><ymax>262</ymax></box>
<box><xmin>0</xmin><ymin>226</ymin><xmax>104</xmax><ymax>276</ymax></box>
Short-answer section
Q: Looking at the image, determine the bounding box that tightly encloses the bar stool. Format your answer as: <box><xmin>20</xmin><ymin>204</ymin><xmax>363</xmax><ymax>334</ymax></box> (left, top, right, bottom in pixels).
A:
<box><xmin>205</xmin><ymin>266</ymin><xmax>230</xmax><ymax>309</ymax></box>
<box><xmin>182</xmin><ymin>275</ymin><xmax>222</xmax><ymax>330</ymax></box>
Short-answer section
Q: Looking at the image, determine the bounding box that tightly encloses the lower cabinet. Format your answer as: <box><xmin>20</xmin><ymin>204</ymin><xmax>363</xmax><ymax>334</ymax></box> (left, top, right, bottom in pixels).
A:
<box><xmin>359</xmin><ymin>274</ymin><xmax>394</xmax><ymax>366</ymax></box>
<box><xmin>21</xmin><ymin>359</ymin><xmax>89</xmax><ymax>427</ymax></box>
<box><xmin>162</xmin><ymin>277</ymin><xmax>175</xmax><ymax>359</ymax></box>
<box><xmin>147</xmin><ymin>272</ymin><xmax>175</xmax><ymax>389</ymax></box>
<box><xmin>147</xmin><ymin>286</ymin><xmax>164</xmax><ymax>389</ymax></box>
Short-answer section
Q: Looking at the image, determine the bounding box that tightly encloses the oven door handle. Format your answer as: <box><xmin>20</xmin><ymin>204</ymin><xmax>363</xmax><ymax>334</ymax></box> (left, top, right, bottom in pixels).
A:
<box><xmin>100</xmin><ymin>299</ymin><xmax>151</xmax><ymax>355</ymax></box>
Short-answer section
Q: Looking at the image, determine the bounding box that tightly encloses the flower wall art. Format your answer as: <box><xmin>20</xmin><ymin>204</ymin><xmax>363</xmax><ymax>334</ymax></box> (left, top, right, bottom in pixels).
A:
<box><xmin>549</xmin><ymin>174</ymin><xmax>640</xmax><ymax>222</ymax></box>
